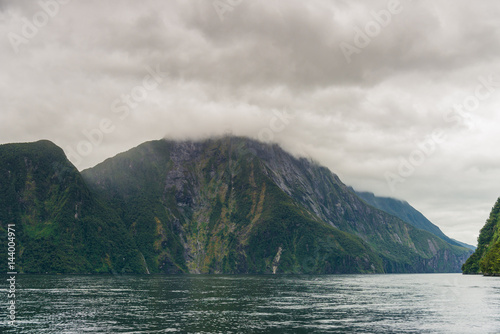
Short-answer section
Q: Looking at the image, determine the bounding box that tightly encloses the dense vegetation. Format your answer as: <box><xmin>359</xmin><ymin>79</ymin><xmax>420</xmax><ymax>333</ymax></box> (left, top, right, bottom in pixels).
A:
<box><xmin>0</xmin><ymin>141</ymin><xmax>145</xmax><ymax>273</ymax></box>
<box><xmin>0</xmin><ymin>137</ymin><xmax>472</xmax><ymax>274</ymax></box>
<box><xmin>81</xmin><ymin>138</ymin><xmax>383</xmax><ymax>274</ymax></box>
<box><xmin>462</xmin><ymin>198</ymin><xmax>500</xmax><ymax>275</ymax></box>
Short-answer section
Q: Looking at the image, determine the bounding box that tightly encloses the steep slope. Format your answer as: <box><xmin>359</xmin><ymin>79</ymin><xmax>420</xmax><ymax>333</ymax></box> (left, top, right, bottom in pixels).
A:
<box><xmin>240</xmin><ymin>139</ymin><xmax>471</xmax><ymax>272</ymax></box>
<box><xmin>81</xmin><ymin>138</ymin><xmax>382</xmax><ymax>274</ymax></box>
<box><xmin>462</xmin><ymin>198</ymin><xmax>500</xmax><ymax>275</ymax></box>
<box><xmin>451</xmin><ymin>239</ymin><xmax>476</xmax><ymax>251</ymax></box>
<box><xmin>354</xmin><ymin>190</ymin><xmax>475</xmax><ymax>250</ymax></box>
<box><xmin>82</xmin><ymin>136</ymin><xmax>471</xmax><ymax>273</ymax></box>
<box><xmin>0</xmin><ymin>140</ymin><xmax>146</xmax><ymax>273</ymax></box>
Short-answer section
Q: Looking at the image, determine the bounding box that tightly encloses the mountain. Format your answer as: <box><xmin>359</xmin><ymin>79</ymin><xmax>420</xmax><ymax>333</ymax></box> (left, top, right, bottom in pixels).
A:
<box><xmin>451</xmin><ymin>239</ymin><xmax>476</xmax><ymax>251</ymax></box>
<box><xmin>354</xmin><ymin>190</ymin><xmax>476</xmax><ymax>250</ymax></box>
<box><xmin>81</xmin><ymin>136</ymin><xmax>471</xmax><ymax>274</ymax></box>
<box><xmin>0</xmin><ymin>140</ymin><xmax>146</xmax><ymax>273</ymax></box>
<box><xmin>0</xmin><ymin>137</ymin><xmax>471</xmax><ymax>274</ymax></box>
<box><xmin>462</xmin><ymin>198</ymin><xmax>500</xmax><ymax>275</ymax></box>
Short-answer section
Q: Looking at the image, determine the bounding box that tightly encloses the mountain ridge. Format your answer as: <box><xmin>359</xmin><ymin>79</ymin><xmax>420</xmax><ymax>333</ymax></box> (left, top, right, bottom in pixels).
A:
<box><xmin>0</xmin><ymin>137</ymin><xmax>472</xmax><ymax>274</ymax></box>
<box><xmin>0</xmin><ymin>140</ymin><xmax>146</xmax><ymax>273</ymax></box>
<box><xmin>83</xmin><ymin>136</ymin><xmax>471</xmax><ymax>273</ymax></box>
<box><xmin>353</xmin><ymin>189</ymin><xmax>476</xmax><ymax>250</ymax></box>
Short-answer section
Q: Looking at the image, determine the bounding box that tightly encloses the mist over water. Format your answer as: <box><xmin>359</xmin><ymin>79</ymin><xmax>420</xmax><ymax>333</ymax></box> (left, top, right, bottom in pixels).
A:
<box><xmin>1</xmin><ymin>274</ymin><xmax>499</xmax><ymax>333</ymax></box>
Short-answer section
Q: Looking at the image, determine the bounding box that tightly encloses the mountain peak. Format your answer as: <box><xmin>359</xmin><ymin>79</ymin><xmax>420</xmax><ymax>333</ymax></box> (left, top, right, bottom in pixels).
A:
<box><xmin>0</xmin><ymin>139</ymin><xmax>67</xmax><ymax>164</ymax></box>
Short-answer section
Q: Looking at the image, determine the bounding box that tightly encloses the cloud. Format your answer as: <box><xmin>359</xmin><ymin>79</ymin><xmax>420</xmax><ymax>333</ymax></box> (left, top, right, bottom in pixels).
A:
<box><xmin>1</xmin><ymin>0</ymin><xmax>499</xmax><ymax>245</ymax></box>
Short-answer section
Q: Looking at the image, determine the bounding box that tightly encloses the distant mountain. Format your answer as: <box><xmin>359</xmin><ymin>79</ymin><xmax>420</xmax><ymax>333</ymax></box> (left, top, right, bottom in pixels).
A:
<box><xmin>82</xmin><ymin>136</ymin><xmax>470</xmax><ymax>274</ymax></box>
<box><xmin>462</xmin><ymin>198</ymin><xmax>500</xmax><ymax>275</ymax></box>
<box><xmin>450</xmin><ymin>239</ymin><xmax>476</xmax><ymax>251</ymax></box>
<box><xmin>0</xmin><ymin>141</ymin><xmax>146</xmax><ymax>273</ymax></box>
<box><xmin>354</xmin><ymin>190</ymin><xmax>476</xmax><ymax>251</ymax></box>
<box><xmin>0</xmin><ymin>137</ymin><xmax>472</xmax><ymax>274</ymax></box>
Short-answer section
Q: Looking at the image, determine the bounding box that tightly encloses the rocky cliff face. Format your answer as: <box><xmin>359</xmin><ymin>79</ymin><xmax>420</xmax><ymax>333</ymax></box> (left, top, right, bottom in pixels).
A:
<box><xmin>83</xmin><ymin>136</ymin><xmax>471</xmax><ymax>274</ymax></box>
<box><xmin>237</xmin><ymin>139</ymin><xmax>471</xmax><ymax>272</ymax></box>
<box><xmin>463</xmin><ymin>198</ymin><xmax>500</xmax><ymax>275</ymax></box>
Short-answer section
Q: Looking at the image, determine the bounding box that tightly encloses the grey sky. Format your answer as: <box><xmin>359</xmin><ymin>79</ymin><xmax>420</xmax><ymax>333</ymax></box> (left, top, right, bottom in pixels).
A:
<box><xmin>1</xmin><ymin>0</ymin><xmax>500</xmax><ymax>245</ymax></box>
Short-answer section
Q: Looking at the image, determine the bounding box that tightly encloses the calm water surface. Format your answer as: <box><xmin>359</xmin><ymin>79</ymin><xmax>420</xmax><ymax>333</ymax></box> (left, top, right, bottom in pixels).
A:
<box><xmin>0</xmin><ymin>274</ymin><xmax>499</xmax><ymax>333</ymax></box>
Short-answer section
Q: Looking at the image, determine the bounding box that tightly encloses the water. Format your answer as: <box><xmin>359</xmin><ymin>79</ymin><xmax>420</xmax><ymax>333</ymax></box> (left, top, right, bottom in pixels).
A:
<box><xmin>0</xmin><ymin>274</ymin><xmax>499</xmax><ymax>333</ymax></box>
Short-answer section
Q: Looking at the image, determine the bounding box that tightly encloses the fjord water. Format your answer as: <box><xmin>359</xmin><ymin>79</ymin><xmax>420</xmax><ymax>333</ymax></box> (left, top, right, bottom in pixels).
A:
<box><xmin>1</xmin><ymin>274</ymin><xmax>499</xmax><ymax>333</ymax></box>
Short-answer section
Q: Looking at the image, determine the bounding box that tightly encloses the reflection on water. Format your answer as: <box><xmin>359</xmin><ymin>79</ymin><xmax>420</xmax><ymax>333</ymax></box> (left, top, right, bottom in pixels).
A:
<box><xmin>0</xmin><ymin>274</ymin><xmax>499</xmax><ymax>333</ymax></box>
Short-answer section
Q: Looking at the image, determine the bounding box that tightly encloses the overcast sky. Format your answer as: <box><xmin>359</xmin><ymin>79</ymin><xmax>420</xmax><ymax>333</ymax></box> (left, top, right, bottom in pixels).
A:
<box><xmin>1</xmin><ymin>0</ymin><xmax>500</xmax><ymax>245</ymax></box>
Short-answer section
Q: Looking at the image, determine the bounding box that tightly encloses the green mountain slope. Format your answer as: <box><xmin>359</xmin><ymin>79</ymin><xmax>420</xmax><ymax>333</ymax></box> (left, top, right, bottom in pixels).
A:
<box><xmin>0</xmin><ymin>137</ymin><xmax>471</xmax><ymax>274</ymax></box>
<box><xmin>82</xmin><ymin>136</ymin><xmax>471</xmax><ymax>273</ymax></box>
<box><xmin>354</xmin><ymin>190</ymin><xmax>476</xmax><ymax>250</ymax></box>
<box><xmin>0</xmin><ymin>140</ymin><xmax>146</xmax><ymax>273</ymax></box>
<box><xmin>462</xmin><ymin>198</ymin><xmax>500</xmax><ymax>275</ymax></box>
